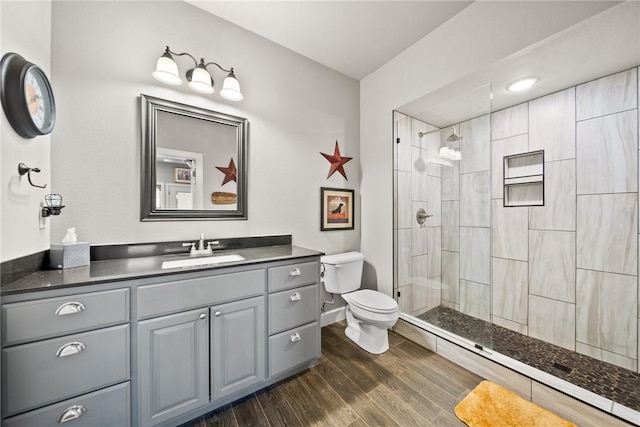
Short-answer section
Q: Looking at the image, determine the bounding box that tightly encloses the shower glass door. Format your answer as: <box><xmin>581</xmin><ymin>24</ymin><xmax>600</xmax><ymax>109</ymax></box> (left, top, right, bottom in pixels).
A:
<box><xmin>393</xmin><ymin>84</ymin><xmax>494</xmax><ymax>349</ymax></box>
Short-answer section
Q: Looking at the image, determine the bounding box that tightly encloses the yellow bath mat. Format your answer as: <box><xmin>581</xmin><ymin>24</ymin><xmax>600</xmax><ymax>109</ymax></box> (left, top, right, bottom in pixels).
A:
<box><xmin>455</xmin><ymin>381</ymin><xmax>577</xmax><ymax>427</ymax></box>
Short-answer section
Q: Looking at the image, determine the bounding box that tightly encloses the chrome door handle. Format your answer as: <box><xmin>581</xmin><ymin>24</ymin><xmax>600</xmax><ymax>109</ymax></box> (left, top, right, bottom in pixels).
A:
<box><xmin>214</xmin><ymin>311</ymin><xmax>221</xmax><ymax>317</ymax></box>
<box><xmin>56</xmin><ymin>342</ymin><xmax>86</xmax><ymax>358</ymax></box>
<box><xmin>58</xmin><ymin>404</ymin><xmax>86</xmax><ymax>423</ymax></box>
<box><xmin>289</xmin><ymin>268</ymin><xmax>301</xmax><ymax>277</ymax></box>
<box><xmin>200</xmin><ymin>313</ymin><xmax>207</xmax><ymax>320</ymax></box>
<box><xmin>289</xmin><ymin>332</ymin><xmax>301</xmax><ymax>343</ymax></box>
<box><xmin>289</xmin><ymin>292</ymin><xmax>301</xmax><ymax>302</ymax></box>
<box><xmin>55</xmin><ymin>302</ymin><xmax>85</xmax><ymax>316</ymax></box>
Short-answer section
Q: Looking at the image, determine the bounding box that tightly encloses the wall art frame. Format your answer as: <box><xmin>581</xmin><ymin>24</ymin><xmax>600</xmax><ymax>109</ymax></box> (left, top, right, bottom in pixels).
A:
<box><xmin>174</xmin><ymin>167</ymin><xmax>191</xmax><ymax>183</ymax></box>
<box><xmin>320</xmin><ymin>187</ymin><xmax>354</xmax><ymax>231</ymax></box>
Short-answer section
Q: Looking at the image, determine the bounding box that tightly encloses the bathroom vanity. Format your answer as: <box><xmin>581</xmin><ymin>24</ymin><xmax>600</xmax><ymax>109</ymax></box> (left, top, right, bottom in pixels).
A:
<box><xmin>0</xmin><ymin>242</ymin><xmax>322</xmax><ymax>427</ymax></box>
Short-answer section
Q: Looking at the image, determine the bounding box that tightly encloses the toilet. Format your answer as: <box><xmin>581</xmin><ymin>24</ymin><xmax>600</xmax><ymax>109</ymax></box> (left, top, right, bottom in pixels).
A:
<box><xmin>321</xmin><ymin>252</ymin><xmax>399</xmax><ymax>354</ymax></box>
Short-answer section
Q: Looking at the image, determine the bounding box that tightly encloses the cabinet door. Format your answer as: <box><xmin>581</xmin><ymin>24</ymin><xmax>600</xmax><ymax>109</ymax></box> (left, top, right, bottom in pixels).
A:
<box><xmin>138</xmin><ymin>308</ymin><xmax>209</xmax><ymax>426</ymax></box>
<box><xmin>211</xmin><ymin>296</ymin><xmax>265</xmax><ymax>401</ymax></box>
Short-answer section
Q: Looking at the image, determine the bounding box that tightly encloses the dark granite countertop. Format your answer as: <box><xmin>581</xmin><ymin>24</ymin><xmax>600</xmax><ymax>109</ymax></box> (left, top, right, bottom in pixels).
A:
<box><xmin>1</xmin><ymin>245</ymin><xmax>323</xmax><ymax>296</ymax></box>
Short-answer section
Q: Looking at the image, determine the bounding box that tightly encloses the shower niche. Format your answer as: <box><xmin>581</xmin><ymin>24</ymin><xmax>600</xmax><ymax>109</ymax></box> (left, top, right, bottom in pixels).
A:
<box><xmin>503</xmin><ymin>150</ymin><xmax>544</xmax><ymax>207</ymax></box>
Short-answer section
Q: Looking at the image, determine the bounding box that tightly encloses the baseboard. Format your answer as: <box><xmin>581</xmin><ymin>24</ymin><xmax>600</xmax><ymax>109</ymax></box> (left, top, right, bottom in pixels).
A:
<box><xmin>321</xmin><ymin>306</ymin><xmax>345</xmax><ymax>327</ymax></box>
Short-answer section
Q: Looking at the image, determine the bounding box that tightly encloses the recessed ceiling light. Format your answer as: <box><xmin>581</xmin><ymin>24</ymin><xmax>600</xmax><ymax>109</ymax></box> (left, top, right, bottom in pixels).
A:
<box><xmin>506</xmin><ymin>77</ymin><xmax>539</xmax><ymax>92</ymax></box>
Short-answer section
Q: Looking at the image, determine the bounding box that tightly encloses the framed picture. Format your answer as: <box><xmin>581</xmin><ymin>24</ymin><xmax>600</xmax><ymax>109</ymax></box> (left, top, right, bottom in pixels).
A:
<box><xmin>321</xmin><ymin>187</ymin><xmax>354</xmax><ymax>231</ymax></box>
<box><xmin>174</xmin><ymin>167</ymin><xmax>191</xmax><ymax>183</ymax></box>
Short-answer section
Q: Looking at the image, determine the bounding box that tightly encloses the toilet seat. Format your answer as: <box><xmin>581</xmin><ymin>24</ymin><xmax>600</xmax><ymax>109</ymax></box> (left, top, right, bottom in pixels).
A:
<box><xmin>343</xmin><ymin>289</ymin><xmax>398</xmax><ymax>314</ymax></box>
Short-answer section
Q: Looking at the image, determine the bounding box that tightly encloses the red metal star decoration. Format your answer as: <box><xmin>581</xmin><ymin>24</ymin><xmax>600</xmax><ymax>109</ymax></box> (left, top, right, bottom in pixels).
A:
<box><xmin>215</xmin><ymin>158</ymin><xmax>237</xmax><ymax>186</ymax></box>
<box><xmin>320</xmin><ymin>141</ymin><xmax>352</xmax><ymax>180</ymax></box>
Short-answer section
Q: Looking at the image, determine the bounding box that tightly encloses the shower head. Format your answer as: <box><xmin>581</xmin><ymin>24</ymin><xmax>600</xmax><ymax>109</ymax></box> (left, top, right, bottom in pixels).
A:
<box><xmin>446</xmin><ymin>126</ymin><xmax>463</xmax><ymax>142</ymax></box>
<box><xmin>418</xmin><ymin>125</ymin><xmax>463</xmax><ymax>141</ymax></box>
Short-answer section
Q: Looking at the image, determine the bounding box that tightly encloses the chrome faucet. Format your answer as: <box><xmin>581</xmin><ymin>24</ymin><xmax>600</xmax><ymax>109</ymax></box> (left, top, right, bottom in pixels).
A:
<box><xmin>182</xmin><ymin>234</ymin><xmax>219</xmax><ymax>256</ymax></box>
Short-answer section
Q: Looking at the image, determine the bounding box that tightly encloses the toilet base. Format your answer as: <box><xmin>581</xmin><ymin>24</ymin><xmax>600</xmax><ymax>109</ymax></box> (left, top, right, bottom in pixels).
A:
<box><xmin>344</xmin><ymin>309</ymin><xmax>391</xmax><ymax>355</ymax></box>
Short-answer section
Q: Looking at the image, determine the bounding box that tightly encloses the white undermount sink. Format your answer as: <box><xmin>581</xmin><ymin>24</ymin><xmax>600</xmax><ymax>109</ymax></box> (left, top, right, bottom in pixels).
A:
<box><xmin>161</xmin><ymin>254</ymin><xmax>246</xmax><ymax>269</ymax></box>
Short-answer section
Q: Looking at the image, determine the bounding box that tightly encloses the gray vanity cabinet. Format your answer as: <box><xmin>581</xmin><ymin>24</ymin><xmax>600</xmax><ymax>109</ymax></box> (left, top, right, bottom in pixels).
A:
<box><xmin>1</xmin><ymin>288</ymin><xmax>131</xmax><ymax>427</ymax></box>
<box><xmin>137</xmin><ymin>308</ymin><xmax>209</xmax><ymax>426</ymax></box>
<box><xmin>2</xmin><ymin>251</ymin><xmax>322</xmax><ymax>427</ymax></box>
<box><xmin>210</xmin><ymin>296</ymin><xmax>265</xmax><ymax>401</ymax></box>
<box><xmin>267</xmin><ymin>262</ymin><xmax>321</xmax><ymax>378</ymax></box>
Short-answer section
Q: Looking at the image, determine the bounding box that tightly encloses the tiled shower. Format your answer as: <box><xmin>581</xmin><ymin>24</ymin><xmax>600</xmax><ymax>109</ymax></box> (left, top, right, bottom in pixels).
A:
<box><xmin>394</xmin><ymin>67</ymin><xmax>639</xmax><ymax>373</ymax></box>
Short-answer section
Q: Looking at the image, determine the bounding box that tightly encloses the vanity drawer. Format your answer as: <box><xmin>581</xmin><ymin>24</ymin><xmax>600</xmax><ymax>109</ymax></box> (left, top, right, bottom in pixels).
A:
<box><xmin>269</xmin><ymin>322</ymin><xmax>319</xmax><ymax>377</ymax></box>
<box><xmin>138</xmin><ymin>269</ymin><xmax>264</xmax><ymax>319</ymax></box>
<box><xmin>269</xmin><ymin>284</ymin><xmax>318</xmax><ymax>334</ymax></box>
<box><xmin>268</xmin><ymin>261</ymin><xmax>318</xmax><ymax>292</ymax></box>
<box><xmin>2</xmin><ymin>324</ymin><xmax>130</xmax><ymax>417</ymax></box>
<box><xmin>3</xmin><ymin>382</ymin><xmax>130</xmax><ymax>427</ymax></box>
<box><xmin>2</xmin><ymin>288</ymin><xmax>129</xmax><ymax>346</ymax></box>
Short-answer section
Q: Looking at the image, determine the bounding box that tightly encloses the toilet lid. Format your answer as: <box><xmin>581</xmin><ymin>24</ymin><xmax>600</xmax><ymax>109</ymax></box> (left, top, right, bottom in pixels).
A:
<box><xmin>346</xmin><ymin>289</ymin><xmax>398</xmax><ymax>313</ymax></box>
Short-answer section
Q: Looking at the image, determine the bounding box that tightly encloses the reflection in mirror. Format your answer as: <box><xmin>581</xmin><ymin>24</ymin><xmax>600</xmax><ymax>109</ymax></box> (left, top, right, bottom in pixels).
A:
<box><xmin>141</xmin><ymin>94</ymin><xmax>248</xmax><ymax>220</ymax></box>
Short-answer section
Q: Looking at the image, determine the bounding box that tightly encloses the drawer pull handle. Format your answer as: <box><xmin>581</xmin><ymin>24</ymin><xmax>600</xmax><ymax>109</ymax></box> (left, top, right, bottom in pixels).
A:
<box><xmin>214</xmin><ymin>311</ymin><xmax>221</xmax><ymax>317</ymax></box>
<box><xmin>290</xmin><ymin>332</ymin><xmax>301</xmax><ymax>343</ymax></box>
<box><xmin>56</xmin><ymin>342</ymin><xmax>86</xmax><ymax>358</ymax></box>
<box><xmin>289</xmin><ymin>268</ymin><xmax>301</xmax><ymax>277</ymax></box>
<box><xmin>58</xmin><ymin>404</ymin><xmax>86</xmax><ymax>423</ymax></box>
<box><xmin>289</xmin><ymin>292</ymin><xmax>302</xmax><ymax>302</ymax></box>
<box><xmin>55</xmin><ymin>302</ymin><xmax>85</xmax><ymax>316</ymax></box>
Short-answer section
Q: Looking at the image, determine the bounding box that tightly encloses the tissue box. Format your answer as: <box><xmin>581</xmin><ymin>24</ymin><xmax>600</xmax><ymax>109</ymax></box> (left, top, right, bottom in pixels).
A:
<box><xmin>50</xmin><ymin>242</ymin><xmax>90</xmax><ymax>269</ymax></box>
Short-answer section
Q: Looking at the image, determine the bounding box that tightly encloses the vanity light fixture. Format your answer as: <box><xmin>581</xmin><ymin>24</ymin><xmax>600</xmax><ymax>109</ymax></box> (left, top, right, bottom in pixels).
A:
<box><xmin>506</xmin><ymin>77</ymin><xmax>539</xmax><ymax>92</ymax></box>
<box><xmin>152</xmin><ymin>46</ymin><xmax>244</xmax><ymax>101</ymax></box>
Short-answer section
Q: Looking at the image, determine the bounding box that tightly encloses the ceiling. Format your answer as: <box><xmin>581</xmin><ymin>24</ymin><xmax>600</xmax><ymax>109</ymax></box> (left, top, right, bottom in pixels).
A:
<box><xmin>186</xmin><ymin>1</ymin><xmax>473</xmax><ymax>80</ymax></box>
<box><xmin>187</xmin><ymin>1</ymin><xmax>640</xmax><ymax>127</ymax></box>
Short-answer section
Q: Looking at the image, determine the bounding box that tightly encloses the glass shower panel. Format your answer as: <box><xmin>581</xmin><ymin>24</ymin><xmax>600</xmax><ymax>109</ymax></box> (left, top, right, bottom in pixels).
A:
<box><xmin>393</xmin><ymin>83</ymin><xmax>494</xmax><ymax>349</ymax></box>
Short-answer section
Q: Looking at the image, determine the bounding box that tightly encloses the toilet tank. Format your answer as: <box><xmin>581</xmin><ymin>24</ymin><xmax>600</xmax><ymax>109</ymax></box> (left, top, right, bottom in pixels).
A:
<box><xmin>320</xmin><ymin>251</ymin><xmax>364</xmax><ymax>294</ymax></box>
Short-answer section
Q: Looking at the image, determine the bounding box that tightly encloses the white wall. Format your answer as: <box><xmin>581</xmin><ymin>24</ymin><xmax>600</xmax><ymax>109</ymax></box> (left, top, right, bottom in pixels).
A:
<box><xmin>359</xmin><ymin>1</ymin><xmax>619</xmax><ymax>295</ymax></box>
<box><xmin>1</xmin><ymin>1</ymin><xmax>52</xmax><ymax>262</ymax></box>
<box><xmin>48</xmin><ymin>1</ymin><xmax>360</xmax><ymax>256</ymax></box>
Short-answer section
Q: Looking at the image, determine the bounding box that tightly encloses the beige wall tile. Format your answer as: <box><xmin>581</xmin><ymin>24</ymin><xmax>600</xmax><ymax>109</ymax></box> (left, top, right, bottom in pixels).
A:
<box><xmin>492</xmin><ymin>200</ymin><xmax>528</xmax><ymax>261</ymax></box>
<box><xmin>460</xmin><ymin>171</ymin><xmax>490</xmax><ymax>227</ymax></box>
<box><xmin>441</xmin><ymin>200</ymin><xmax>459</xmax><ymax>252</ymax></box>
<box><xmin>577</xmin><ymin>193</ymin><xmax>638</xmax><ymax>275</ymax></box>
<box><xmin>492</xmin><ymin>103</ymin><xmax>528</xmax><ymax>141</ymax></box>
<box><xmin>576</xmin><ymin>269</ymin><xmax>638</xmax><ymax>359</ymax></box>
<box><xmin>577</xmin><ymin>111</ymin><xmax>638</xmax><ymax>195</ymax></box>
<box><xmin>529</xmin><ymin>88</ymin><xmax>576</xmax><ymax>161</ymax></box>
<box><xmin>492</xmin><ymin>258</ymin><xmax>528</xmax><ymax>324</ymax></box>
<box><xmin>460</xmin><ymin>114</ymin><xmax>490</xmax><ymax>174</ymax></box>
<box><xmin>427</xmin><ymin>228</ymin><xmax>441</xmax><ymax>279</ymax></box>
<box><xmin>529</xmin><ymin>295</ymin><xmax>576</xmax><ymax>351</ymax></box>
<box><xmin>529</xmin><ymin>159</ymin><xmax>576</xmax><ymax>231</ymax></box>
<box><xmin>411</xmin><ymin>146</ymin><xmax>429</xmax><ymax>201</ymax></box>
<box><xmin>460</xmin><ymin>227</ymin><xmax>490</xmax><ymax>285</ymax></box>
<box><xmin>460</xmin><ymin>280</ymin><xmax>491</xmax><ymax>321</ymax></box>
<box><xmin>529</xmin><ymin>230</ymin><xmax>576</xmax><ymax>303</ymax></box>
<box><xmin>441</xmin><ymin>250</ymin><xmax>459</xmax><ymax>305</ymax></box>
<box><xmin>576</xmin><ymin>68</ymin><xmax>638</xmax><ymax>121</ymax></box>
<box><xmin>427</xmin><ymin>176</ymin><xmax>441</xmax><ymax>227</ymax></box>
<box><xmin>491</xmin><ymin>134</ymin><xmax>529</xmax><ymax>197</ymax></box>
<box><xmin>492</xmin><ymin>315</ymin><xmax>528</xmax><ymax>335</ymax></box>
<box><xmin>442</xmin><ymin>162</ymin><xmax>460</xmax><ymax>201</ymax></box>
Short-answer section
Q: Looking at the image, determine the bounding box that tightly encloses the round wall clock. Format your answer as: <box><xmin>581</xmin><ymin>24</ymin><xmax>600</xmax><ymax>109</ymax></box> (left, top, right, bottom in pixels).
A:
<box><xmin>0</xmin><ymin>52</ymin><xmax>56</xmax><ymax>139</ymax></box>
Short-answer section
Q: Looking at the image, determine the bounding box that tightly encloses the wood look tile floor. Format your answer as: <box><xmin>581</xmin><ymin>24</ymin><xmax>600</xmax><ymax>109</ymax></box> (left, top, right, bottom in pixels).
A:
<box><xmin>182</xmin><ymin>322</ymin><xmax>483</xmax><ymax>427</ymax></box>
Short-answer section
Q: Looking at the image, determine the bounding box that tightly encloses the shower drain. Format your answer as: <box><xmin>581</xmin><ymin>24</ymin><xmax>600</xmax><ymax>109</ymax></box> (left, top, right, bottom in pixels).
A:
<box><xmin>552</xmin><ymin>362</ymin><xmax>573</xmax><ymax>374</ymax></box>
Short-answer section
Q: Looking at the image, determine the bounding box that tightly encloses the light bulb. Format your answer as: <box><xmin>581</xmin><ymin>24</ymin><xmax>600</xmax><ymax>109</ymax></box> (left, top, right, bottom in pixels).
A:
<box><xmin>188</xmin><ymin>67</ymin><xmax>214</xmax><ymax>94</ymax></box>
<box><xmin>152</xmin><ymin>55</ymin><xmax>182</xmax><ymax>86</ymax></box>
<box><xmin>219</xmin><ymin>73</ymin><xmax>243</xmax><ymax>101</ymax></box>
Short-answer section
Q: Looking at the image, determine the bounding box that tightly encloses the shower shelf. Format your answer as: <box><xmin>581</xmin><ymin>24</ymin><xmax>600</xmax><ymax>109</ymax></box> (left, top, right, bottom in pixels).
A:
<box><xmin>503</xmin><ymin>150</ymin><xmax>544</xmax><ymax>207</ymax></box>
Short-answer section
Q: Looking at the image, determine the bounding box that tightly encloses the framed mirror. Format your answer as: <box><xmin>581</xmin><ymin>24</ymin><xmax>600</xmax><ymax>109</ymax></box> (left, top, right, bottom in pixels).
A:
<box><xmin>140</xmin><ymin>94</ymin><xmax>248</xmax><ymax>220</ymax></box>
